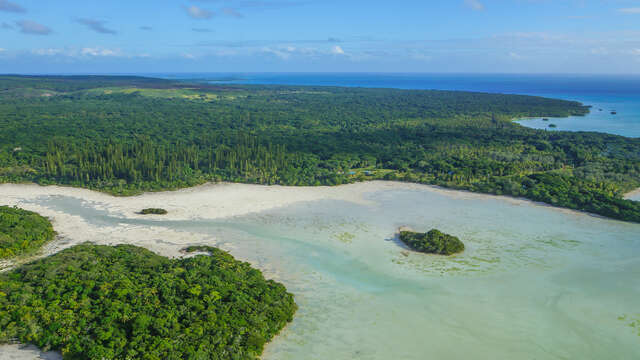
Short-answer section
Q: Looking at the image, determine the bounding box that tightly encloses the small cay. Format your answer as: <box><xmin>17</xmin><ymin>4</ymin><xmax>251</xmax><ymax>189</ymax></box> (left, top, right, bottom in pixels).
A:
<box><xmin>138</xmin><ymin>208</ymin><xmax>168</xmax><ymax>215</ymax></box>
<box><xmin>398</xmin><ymin>228</ymin><xmax>465</xmax><ymax>255</ymax></box>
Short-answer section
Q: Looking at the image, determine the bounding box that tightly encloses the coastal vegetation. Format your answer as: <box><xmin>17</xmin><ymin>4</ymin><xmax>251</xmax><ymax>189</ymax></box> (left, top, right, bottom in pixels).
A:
<box><xmin>1</xmin><ymin>76</ymin><xmax>640</xmax><ymax>223</ymax></box>
<box><xmin>399</xmin><ymin>229</ymin><xmax>465</xmax><ymax>255</ymax></box>
<box><xmin>138</xmin><ymin>208</ymin><xmax>168</xmax><ymax>215</ymax></box>
<box><xmin>0</xmin><ymin>206</ymin><xmax>55</xmax><ymax>259</ymax></box>
<box><xmin>0</xmin><ymin>243</ymin><xmax>297</xmax><ymax>359</ymax></box>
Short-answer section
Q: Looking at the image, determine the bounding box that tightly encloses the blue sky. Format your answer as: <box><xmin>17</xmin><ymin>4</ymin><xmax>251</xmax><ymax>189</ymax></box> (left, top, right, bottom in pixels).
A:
<box><xmin>1</xmin><ymin>0</ymin><xmax>640</xmax><ymax>73</ymax></box>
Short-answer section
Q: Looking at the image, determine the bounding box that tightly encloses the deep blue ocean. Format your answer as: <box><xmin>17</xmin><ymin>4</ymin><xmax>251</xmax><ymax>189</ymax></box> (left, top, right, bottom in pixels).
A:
<box><xmin>154</xmin><ymin>73</ymin><xmax>640</xmax><ymax>138</ymax></box>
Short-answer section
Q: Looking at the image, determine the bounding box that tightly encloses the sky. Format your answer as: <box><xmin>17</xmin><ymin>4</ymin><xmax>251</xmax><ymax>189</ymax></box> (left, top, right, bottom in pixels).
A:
<box><xmin>1</xmin><ymin>0</ymin><xmax>640</xmax><ymax>74</ymax></box>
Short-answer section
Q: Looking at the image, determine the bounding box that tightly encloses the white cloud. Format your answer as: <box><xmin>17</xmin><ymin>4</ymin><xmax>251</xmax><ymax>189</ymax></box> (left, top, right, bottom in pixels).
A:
<box><xmin>182</xmin><ymin>53</ymin><xmax>196</xmax><ymax>59</ymax></box>
<box><xmin>262</xmin><ymin>46</ymin><xmax>293</xmax><ymax>59</ymax></box>
<box><xmin>0</xmin><ymin>48</ymin><xmax>5</xmax><ymax>52</ymax></box>
<box><xmin>497</xmin><ymin>32</ymin><xmax>566</xmax><ymax>41</ymax></box>
<box><xmin>30</xmin><ymin>47</ymin><xmax>123</xmax><ymax>58</ymax></box>
<box><xmin>32</xmin><ymin>48</ymin><xmax>64</xmax><ymax>56</ymax></box>
<box><xmin>464</xmin><ymin>0</ymin><xmax>484</xmax><ymax>11</ymax></box>
<box><xmin>331</xmin><ymin>45</ymin><xmax>345</xmax><ymax>55</ymax></box>
<box><xmin>185</xmin><ymin>5</ymin><xmax>214</xmax><ymax>19</ymax></box>
<box><xmin>618</xmin><ymin>8</ymin><xmax>640</xmax><ymax>14</ymax></box>
<box><xmin>31</xmin><ymin>48</ymin><xmax>63</xmax><ymax>56</ymax></box>
<box><xmin>81</xmin><ymin>47</ymin><xmax>120</xmax><ymax>57</ymax></box>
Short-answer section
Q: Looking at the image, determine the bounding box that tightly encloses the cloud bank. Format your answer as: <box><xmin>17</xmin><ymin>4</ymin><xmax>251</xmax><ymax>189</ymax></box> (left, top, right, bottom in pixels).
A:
<box><xmin>185</xmin><ymin>5</ymin><xmax>214</xmax><ymax>19</ymax></box>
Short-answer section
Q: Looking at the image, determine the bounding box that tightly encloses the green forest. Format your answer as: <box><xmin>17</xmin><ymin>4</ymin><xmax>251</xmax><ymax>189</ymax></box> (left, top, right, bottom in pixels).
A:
<box><xmin>1</xmin><ymin>75</ymin><xmax>640</xmax><ymax>222</ymax></box>
<box><xmin>0</xmin><ymin>206</ymin><xmax>55</xmax><ymax>259</ymax></box>
<box><xmin>0</xmin><ymin>244</ymin><xmax>297</xmax><ymax>359</ymax></box>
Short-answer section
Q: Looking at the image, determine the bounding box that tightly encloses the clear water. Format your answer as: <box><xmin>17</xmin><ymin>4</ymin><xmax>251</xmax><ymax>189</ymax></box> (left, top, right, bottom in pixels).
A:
<box><xmin>28</xmin><ymin>187</ymin><xmax>640</xmax><ymax>359</ymax></box>
<box><xmin>153</xmin><ymin>73</ymin><xmax>640</xmax><ymax>138</ymax></box>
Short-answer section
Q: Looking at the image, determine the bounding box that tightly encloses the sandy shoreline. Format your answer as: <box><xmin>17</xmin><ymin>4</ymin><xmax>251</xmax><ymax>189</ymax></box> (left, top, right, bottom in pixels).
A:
<box><xmin>1</xmin><ymin>180</ymin><xmax>606</xmax><ymax>221</ymax></box>
<box><xmin>0</xmin><ymin>180</ymin><xmax>619</xmax><ymax>267</ymax></box>
<box><xmin>0</xmin><ymin>181</ymin><xmax>380</xmax><ymax>222</ymax></box>
<box><xmin>624</xmin><ymin>187</ymin><xmax>640</xmax><ymax>200</ymax></box>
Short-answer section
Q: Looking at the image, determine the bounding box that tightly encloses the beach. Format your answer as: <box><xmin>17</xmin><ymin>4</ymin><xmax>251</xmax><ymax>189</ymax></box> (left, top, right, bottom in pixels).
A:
<box><xmin>0</xmin><ymin>180</ymin><xmax>624</xmax><ymax>271</ymax></box>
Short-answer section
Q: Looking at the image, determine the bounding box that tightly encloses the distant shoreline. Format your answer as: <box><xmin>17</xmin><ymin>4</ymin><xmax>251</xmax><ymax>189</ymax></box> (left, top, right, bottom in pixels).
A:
<box><xmin>625</xmin><ymin>187</ymin><xmax>640</xmax><ymax>200</ymax></box>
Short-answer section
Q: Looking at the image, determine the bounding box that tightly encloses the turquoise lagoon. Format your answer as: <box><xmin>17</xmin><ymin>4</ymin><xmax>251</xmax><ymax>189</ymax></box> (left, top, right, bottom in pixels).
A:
<box><xmin>29</xmin><ymin>184</ymin><xmax>640</xmax><ymax>359</ymax></box>
<box><xmin>515</xmin><ymin>93</ymin><xmax>640</xmax><ymax>138</ymax></box>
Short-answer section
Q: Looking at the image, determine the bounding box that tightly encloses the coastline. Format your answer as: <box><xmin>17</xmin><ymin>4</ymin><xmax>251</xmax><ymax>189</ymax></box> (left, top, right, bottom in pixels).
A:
<box><xmin>624</xmin><ymin>187</ymin><xmax>640</xmax><ymax>200</ymax></box>
<box><xmin>0</xmin><ymin>180</ymin><xmax>620</xmax><ymax>271</ymax></box>
<box><xmin>0</xmin><ymin>180</ymin><xmax>603</xmax><ymax>225</ymax></box>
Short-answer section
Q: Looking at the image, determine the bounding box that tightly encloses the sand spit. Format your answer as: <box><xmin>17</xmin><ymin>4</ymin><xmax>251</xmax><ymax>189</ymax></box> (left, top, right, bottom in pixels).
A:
<box><xmin>0</xmin><ymin>181</ymin><xmax>379</xmax><ymax>222</ymax></box>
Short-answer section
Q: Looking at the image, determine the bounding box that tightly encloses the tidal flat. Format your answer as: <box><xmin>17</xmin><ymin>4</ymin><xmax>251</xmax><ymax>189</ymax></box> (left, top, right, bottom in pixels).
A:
<box><xmin>1</xmin><ymin>181</ymin><xmax>639</xmax><ymax>359</ymax></box>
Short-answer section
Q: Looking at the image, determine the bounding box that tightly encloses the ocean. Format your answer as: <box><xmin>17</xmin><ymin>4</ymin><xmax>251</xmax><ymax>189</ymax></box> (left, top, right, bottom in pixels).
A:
<box><xmin>154</xmin><ymin>73</ymin><xmax>640</xmax><ymax>138</ymax></box>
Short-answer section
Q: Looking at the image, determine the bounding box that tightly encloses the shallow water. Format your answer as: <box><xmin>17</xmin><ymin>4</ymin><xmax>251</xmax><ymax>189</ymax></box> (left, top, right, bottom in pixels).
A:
<box><xmin>12</xmin><ymin>187</ymin><xmax>640</xmax><ymax>359</ymax></box>
<box><xmin>515</xmin><ymin>93</ymin><xmax>640</xmax><ymax>138</ymax></box>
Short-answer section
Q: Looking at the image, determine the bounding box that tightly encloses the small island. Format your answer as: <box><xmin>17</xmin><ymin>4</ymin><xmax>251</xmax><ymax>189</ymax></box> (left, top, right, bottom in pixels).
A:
<box><xmin>399</xmin><ymin>229</ymin><xmax>465</xmax><ymax>255</ymax></box>
<box><xmin>138</xmin><ymin>208</ymin><xmax>168</xmax><ymax>215</ymax></box>
<box><xmin>548</xmin><ymin>123</ymin><xmax>557</xmax><ymax>128</ymax></box>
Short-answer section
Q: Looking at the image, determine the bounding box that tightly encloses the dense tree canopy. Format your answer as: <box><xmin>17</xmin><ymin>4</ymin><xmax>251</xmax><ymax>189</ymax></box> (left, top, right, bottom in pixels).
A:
<box><xmin>1</xmin><ymin>75</ymin><xmax>639</xmax><ymax>222</ymax></box>
<box><xmin>399</xmin><ymin>230</ymin><xmax>465</xmax><ymax>255</ymax></box>
<box><xmin>0</xmin><ymin>206</ymin><xmax>55</xmax><ymax>259</ymax></box>
<box><xmin>0</xmin><ymin>244</ymin><xmax>297</xmax><ymax>359</ymax></box>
